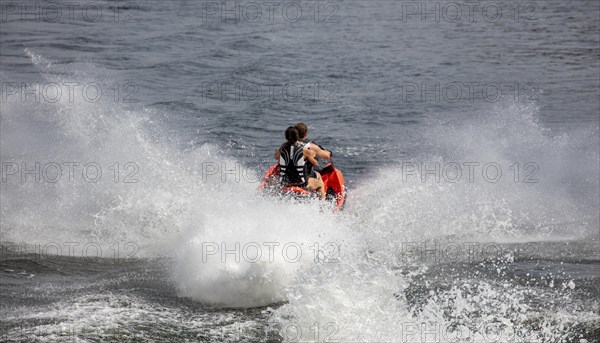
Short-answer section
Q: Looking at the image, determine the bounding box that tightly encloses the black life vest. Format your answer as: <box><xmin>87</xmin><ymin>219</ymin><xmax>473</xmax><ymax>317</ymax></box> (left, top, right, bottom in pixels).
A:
<box><xmin>279</xmin><ymin>142</ymin><xmax>307</xmax><ymax>185</ymax></box>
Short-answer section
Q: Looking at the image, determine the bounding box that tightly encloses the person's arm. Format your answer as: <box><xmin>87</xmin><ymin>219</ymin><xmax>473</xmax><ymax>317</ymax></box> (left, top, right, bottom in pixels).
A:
<box><xmin>274</xmin><ymin>148</ymin><xmax>280</xmax><ymax>161</ymax></box>
<box><xmin>309</xmin><ymin>143</ymin><xmax>332</xmax><ymax>160</ymax></box>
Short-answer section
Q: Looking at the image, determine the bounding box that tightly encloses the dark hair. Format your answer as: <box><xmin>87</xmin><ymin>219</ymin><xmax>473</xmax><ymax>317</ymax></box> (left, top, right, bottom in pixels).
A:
<box><xmin>285</xmin><ymin>126</ymin><xmax>299</xmax><ymax>142</ymax></box>
<box><xmin>295</xmin><ymin>123</ymin><xmax>308</xmax><ymax>139</ymax></box>
<box><xmin>282</xmin><ymin>126</ymin><xmax>299</xmax><ymax>149</ymax></box>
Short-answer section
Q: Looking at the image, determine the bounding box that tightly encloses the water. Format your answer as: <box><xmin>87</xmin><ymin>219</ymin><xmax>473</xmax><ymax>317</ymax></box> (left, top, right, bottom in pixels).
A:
<box><xmin>1</xmin><ymin>0</ymin><xmax>599</xmax><ymax>342</ymax></box>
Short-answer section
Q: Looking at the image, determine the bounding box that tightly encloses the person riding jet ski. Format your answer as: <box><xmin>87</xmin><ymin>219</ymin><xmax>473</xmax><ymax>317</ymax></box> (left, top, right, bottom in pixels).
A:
<box><xmin>294</xmin><ymin>122</ymin><xmax>333</xmax><ymax>179</ymax></box>
<box><xmin>274</xmin><ymin>126</ymin><xmax>325</xmax><ymax>199</ymax></box>
<box><xmin>295</xmin><ymin>122</ymin><xmax>332</xmax><ymax>162</ymax></box>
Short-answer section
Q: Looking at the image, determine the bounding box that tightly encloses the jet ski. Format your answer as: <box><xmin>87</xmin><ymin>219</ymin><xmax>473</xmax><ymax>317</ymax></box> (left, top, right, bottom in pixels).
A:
<box><xmin>258</xmin><ymin>163</ymin><xmax>346</xmax><ymax>212</ymax></box>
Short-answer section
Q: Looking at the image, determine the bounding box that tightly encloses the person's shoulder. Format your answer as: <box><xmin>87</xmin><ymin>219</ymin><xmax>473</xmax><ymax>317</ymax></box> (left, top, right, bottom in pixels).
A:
<box><xmin>308</xmin><ymin>141</ymin><xmax>322</xmax><ymax>150</ymax></box>
<box><xmin>303</xmin><ymin>145</ymin><xmax>315</xmax><ymax>154</ymax></box>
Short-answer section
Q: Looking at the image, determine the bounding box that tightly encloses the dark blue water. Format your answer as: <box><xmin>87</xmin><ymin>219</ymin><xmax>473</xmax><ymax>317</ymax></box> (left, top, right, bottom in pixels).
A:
<box><xmin>1</xmin><ymin>1</ymin><xmax>599</xmax><ymax>341</ymax></box>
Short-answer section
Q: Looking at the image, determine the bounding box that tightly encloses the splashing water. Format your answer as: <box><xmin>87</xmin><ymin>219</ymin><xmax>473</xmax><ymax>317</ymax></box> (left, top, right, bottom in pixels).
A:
<box><xmin>2</xmin><ymin>51</ymin><xmax>598</xmax><ymax>340</ymax></box>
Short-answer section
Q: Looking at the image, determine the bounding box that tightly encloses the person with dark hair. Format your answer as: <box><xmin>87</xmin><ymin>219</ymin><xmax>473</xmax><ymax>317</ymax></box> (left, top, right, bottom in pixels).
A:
<box><xmin>295</xmin><ymin>122</ymin><xmax>332</xmax><ymax>160</ymax></box>
<box><xmin>294</xmin><ymin>122</ymin><xmax>332</xmax><ymax>180</ymax></box>
<box><xmin>274</xmin><ymin>126</ymin><xmax>325</xmax><ymax>199</ymax></box>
